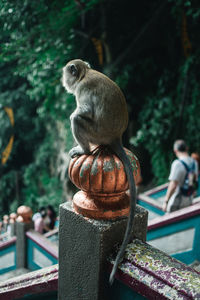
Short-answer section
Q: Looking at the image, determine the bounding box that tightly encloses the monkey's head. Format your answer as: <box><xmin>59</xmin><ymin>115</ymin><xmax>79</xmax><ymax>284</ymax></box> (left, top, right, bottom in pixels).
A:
<box><xmin>62</xmin><ymin>59</ymin><xmax>91</xmax><ymax>94</ymax></box>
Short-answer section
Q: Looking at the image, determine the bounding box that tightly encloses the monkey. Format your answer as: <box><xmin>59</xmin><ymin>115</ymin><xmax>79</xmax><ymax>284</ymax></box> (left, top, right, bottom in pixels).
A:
<box><xmin>62</xmin><ymin>59</ymin><xmax>137</xmax><ymax>285</ymax></box>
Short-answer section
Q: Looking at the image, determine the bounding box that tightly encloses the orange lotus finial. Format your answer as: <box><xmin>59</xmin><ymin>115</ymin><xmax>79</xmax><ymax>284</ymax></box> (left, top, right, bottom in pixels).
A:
<box><xmin>68</xmin><ymin>146</ymin><xmax>141</xmax><ymax>220</ymax></box>
<box><xmin>17</xmin><ymin>205</ymin><xmax>33</xmax><ymax>223</ymax></box>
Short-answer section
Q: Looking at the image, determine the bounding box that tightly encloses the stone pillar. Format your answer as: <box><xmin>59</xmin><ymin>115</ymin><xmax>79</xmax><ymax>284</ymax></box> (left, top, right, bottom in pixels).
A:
<box><xmin>59</xmin><ymin>147</ymin><xmax>147</xmax><ymax>299</ymax></box>
<box><xmin>10</xmin><ymin>212</ymin><xmax>17</xmax><ymax>237</ymax></box>
<box><xmin>10</xmin><ymin>223</ymin><xmax>16</xmax><ymax>237</ymax></box>
<box><xmin>16</xmin><ymin>221</ymin><xmax>34</xmax><ymax>268</ymax></box>
<box><xmin>16</xmin><ymin>206</ymin><xmax>34</xmax><ymax>268</ymax></box>
<box><xmin>58</xmin><ymin>201</ymin><xmax>148</xmax><ymax>300</ymax></box>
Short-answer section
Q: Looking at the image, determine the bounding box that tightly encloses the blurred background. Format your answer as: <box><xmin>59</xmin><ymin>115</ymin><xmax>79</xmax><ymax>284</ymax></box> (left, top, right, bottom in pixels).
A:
<box><xmin>0</xmin><ymin>0</ymin><xmax>200</xmax><ymax>217</ymax></box>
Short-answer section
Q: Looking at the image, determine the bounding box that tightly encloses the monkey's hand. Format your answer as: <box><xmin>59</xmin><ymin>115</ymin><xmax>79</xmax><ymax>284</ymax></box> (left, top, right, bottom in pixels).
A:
<box><xmin>69</xmin><ymin>145</ymin><xmax>90</xmax><ymax>158</ymax></box>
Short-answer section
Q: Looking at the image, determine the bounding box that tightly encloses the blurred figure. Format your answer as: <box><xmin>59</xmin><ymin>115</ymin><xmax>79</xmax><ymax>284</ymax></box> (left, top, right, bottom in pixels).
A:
<box><xmin>32</xmin><ymin>206</ymin><xmax>45</xmax><ymax>222</ymax></box>
<box><xmin>191</xmin><ymin>152</ymin><xmax>200</xmax><ymax>197</ymax></box>
<box><xmin>34</xmin><ymin>209</ymin><xmax>48</xmax><ymax>234</ymax></box>
<box><xmin>46</xmin><ymin>205</ymin><xmax>57</xmax><ymax>230</ymax></box>
<box><xmin>191</xmin><ymin>152</ymin><xmax>200</xmax><ymax>169</ymax></box>
<box><xmin>163</xmin><ymin>140</ymin><xmax>198</xmax><ymax>212</ymax></box>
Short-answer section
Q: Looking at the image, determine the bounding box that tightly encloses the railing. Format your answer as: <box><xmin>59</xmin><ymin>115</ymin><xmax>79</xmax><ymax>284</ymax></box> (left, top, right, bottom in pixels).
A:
<box><xmin>1</xmin><ymin>175</ymin><xmax>199</xmax><ymax>299</ymax></box>
<box><xmin>138</xmin><ymin>181</ymin><xmax>200</xmax><ymax>265</ymax></box>
<box><xmin>0</xmin><ymin>236</ymin><xmax>16</xmax><ymax>275</ymax></box>
<box><xmin>108</xmin><ymin>239</ymin><xmax>200</xmax><ymax>300</ymax></box>
<box><xmin>0</xmin><ymin>232</ymin><xmax>10</xmax><ymax>242</ymax></box>
<box><xmin>0</xmin><ymin>264</ymin><xmax>58</xmax><ymax>299</ymax></box>
<box><xmin>26</xmin><ymin>230</ymin><xmax>58</xmax><ymax>271</ymax></box>
<box><xmin>138</xmin><ymin>178</ymin><xmax>200</xmax><ymax>222</ymax></box>
<box><xmin>137</xmin><ymin>182</ymin><xmax>168</xmax><ymax>220</ymax></box>
<box><xmin>147</xmin><ymin>202</ymin><xmax>200</xmax><ymax>265</ymax></box>
<box><xmin>1</xmin><ymin>239</ymin><xmax>200</xmax><ymax>299</ymax></box>
<box><xmin>44</xmin><ymin>228</ymin><xmax>59</xmax><ymax>245</ymax></box>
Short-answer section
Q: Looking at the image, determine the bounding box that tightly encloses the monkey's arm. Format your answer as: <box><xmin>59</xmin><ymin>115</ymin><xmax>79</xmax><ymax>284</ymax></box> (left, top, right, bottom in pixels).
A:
<box><xmin>71</xmin><ymin>90</ymin><xmax>99</xmax><ymax>127</ymax></box>
<box><xmin>69</xmin><ymin>103</ymin><xmax>95</xmax><ymax>157</ymax></box>
<box><xmin>71</xmin><ymin>101</ymin><xmax>94</xmax><ymax>122</ymax></box>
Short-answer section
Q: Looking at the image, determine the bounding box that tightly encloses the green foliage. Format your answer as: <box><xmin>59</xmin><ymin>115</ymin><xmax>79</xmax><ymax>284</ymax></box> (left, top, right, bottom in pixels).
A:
<box><xmin>132</xmin><ymin>55</ymin><xmax>200</xmax><ymax>183</ymax></box>
<box><xmin>0</xmin><ymin>0</ymin><xmax>99</xmax><ymax>216</ymax></box>
<box><xmin>131</xmin><ymin>92</ymin><xmax>177</xmax><ymax>183</ymax></box>
<box><xmin>0</xmin><ymin>0</ymin><xmax>200</xmax><ymax>217</ymax></box>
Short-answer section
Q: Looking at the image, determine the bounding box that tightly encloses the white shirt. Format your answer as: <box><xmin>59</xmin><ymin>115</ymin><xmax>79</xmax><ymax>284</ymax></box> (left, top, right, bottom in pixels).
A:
<box><xmin>169</xmin><ymin>155</ymin><xmax>198</xmax><ymax>193</ymax></box>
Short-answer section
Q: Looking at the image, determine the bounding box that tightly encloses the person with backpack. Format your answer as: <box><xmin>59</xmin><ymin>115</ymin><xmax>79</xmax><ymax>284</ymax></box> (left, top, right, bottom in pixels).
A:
<box><xmin>163</xmin><ymin>140</ymin><xmax>198</xmax><ymax>212</ymax></box>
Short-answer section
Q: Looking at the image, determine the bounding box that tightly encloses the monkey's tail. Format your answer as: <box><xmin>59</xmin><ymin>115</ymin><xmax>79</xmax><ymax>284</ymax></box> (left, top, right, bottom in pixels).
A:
<box><xmin>109</xmin><ymin>139</ymin><xmax>137</xmax><ymax>285</ymax></box>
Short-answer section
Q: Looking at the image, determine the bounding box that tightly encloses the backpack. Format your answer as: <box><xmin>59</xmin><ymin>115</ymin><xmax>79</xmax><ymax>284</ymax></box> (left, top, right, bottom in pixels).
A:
<box><xmin>179</xmin><ymin>159</ymin><xmax>198</xmax><ymax>196</ymax></box>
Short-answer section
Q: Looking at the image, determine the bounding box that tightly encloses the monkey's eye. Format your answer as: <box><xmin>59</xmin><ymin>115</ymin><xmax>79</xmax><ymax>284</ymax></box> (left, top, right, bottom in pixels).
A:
<box><xmin>69</xmin><ymin>64</ymin><xmax>78</xmax><ymax>76</ymax></box>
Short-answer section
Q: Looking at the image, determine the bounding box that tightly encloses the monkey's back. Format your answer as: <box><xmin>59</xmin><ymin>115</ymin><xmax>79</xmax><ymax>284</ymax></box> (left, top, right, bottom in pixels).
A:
<box><xmin>76</xmin><ymin>69</ymin><xmax>128</xmax><ymax>143</ymax></box>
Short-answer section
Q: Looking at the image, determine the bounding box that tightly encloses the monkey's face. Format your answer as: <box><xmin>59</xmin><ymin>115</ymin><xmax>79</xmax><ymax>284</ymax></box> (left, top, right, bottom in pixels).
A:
<box><xmin>62</xmin><ymin>59</ymin><xmax>90</xmax><ymax>94</ymax></box>
<box><xmin>62</xmin><ymin>63</ymin><xmax>79</xmax><ymax>94</ymax></box>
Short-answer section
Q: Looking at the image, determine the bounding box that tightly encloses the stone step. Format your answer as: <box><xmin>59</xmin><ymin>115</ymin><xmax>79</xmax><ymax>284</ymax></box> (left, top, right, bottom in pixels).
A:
<box><xmin>0</xmin><ymin>268</ymin><xmax>30</xmax><ymax>282</ymax></box>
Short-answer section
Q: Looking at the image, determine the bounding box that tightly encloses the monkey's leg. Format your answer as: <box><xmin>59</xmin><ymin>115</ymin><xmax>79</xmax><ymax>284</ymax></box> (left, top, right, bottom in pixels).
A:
<box><xmin>69</xmin><ymin>113</ymin><xmax>92</xmax><ymax>158</ymax></box>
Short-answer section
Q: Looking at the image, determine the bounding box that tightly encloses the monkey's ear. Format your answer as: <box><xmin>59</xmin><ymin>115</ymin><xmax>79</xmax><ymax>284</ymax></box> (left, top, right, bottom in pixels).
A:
<box><xmin>69</xmin><ymin>64</ymin><xmax>78</xmax><ymax>76</ymax></box>
<box><xmin>84</xmin><ymin>61</ymin><xmax>91</xmax><ymax>68</ymax></box>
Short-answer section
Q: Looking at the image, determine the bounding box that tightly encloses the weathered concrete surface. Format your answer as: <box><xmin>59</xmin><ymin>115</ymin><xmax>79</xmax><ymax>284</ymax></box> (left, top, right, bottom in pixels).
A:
<box><xmin>58</xmin><ymin>201</ymin><xmax>148</xmax><ymax>300</ymax></box>
<box><xmin>111</xmin><ymin>239</ymin><xmax>200</xmax><ymax>299</ymax></box>
<box><xmin>16</xmin><ymin>221</ymin><xmax>34</xmax><ymax>268</ymax></box>
<box><xmin>10</xmin><ymin>223</ymin><xmax>16</xmax><ymax>237</ymax></box>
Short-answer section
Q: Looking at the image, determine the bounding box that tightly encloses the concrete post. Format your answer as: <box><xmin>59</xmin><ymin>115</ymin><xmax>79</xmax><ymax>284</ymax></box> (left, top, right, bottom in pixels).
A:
<box><xmin>58</xmin><ymin>201</ymin><xmax>148</xmax><ymax>300</ymax></box>
<box><xmin>16</xmin><ymin>221</ymin><xmax>34</xmax><ymax>268</ymax></box>
<box><xmin>10</xmin><ymin>223</ymin><xmax>16</xmax><ymax>237</ymax></box>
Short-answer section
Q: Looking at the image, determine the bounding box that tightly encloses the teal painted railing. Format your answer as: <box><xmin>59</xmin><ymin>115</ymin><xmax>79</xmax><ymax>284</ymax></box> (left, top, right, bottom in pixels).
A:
<box><xmin>138</xmin><ymin>176</ymin><xmax>200</xmax><ymax>222</ymax></box>
<box><xmin>108</xmin><ymin>277</ymin><xmax>147</xmax><ymax>299</ymax></box>
<box><xmin>0</xmin><ymin>264</ymin><xmax>58</xmax><ymax>299</ymax></box>
<box><xmin>137</xmin><ymin>183</ymin><xmax>168</xmax><ymax>220</ymax></box>
<box><xmin>0</xmin><ymin>236</ymin><xmax>16</xmax><ymax>275</ymax></box>
<box><xmin>109</xmin><ymin>239</ymin><xmax>200</xmax><ymax>299</ymax></box>
<box><xmin>147</xmin><ymin>203</ymin><xmax>200</xmax><ymax>265</ymax></box>
<box><xmin>44</xmin><ymin>228</ymin><xmax>58</xmax><ymax>245</ymax></box>
<box><xmin>0</xmin><ymin>227</ymin><xmax>58</xmax><ymax>277</ymax></box>
<box><xmin>1</xmin><ymin>240</ymin><xmax>200</xmax><ymax>299</ymax></box>
<box><xmin>138</xmin><ymin>181</ymin><xmax>200</xmax><ymax>265</ymax></box>
<box><xmin>26</xmin><ymin>230</ymin><xmax>58</xmax><ymax>271</ymax></box>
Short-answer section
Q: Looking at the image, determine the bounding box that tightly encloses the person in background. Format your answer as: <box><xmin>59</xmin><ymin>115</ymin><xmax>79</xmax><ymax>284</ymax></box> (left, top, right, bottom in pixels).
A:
<box><xmin>191</xmin><ymin>152</ymin><xmax>200</xmax><ymax>167</ymax></box>
<box><xmin>34</xmin><ymin>209</ymin><xmax>48</xmax><ymax>234</ymax></box>
<box><xmin>191</xmin><ymin>152</ymin><xmax>200</xmax><ymax>175</ymax></box>
<box><xmin>32</xmin><ymin>206</ymin><xmax>45</xmax><ymax>222</ymax></box>
<box><xmin>163</xmin><ymin>140</ymin><xmax>198</xmax><ymax>212</ymax></box>
<box><xmin>191</xmin><ymin>152</ymin><xmax>200</xmax><ymax>197</ymax></box>
<box><xmin>45</xmin><ymin>205</ymin><xmax>57</xmax><ymax>230</ymax></box>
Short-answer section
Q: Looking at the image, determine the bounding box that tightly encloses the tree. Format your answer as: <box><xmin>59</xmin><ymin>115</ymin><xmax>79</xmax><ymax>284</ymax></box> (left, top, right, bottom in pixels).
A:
<box><xmin>1</xmin><ymin>0</ymin><xmax>200</xmax><ymax>216</ymax></box>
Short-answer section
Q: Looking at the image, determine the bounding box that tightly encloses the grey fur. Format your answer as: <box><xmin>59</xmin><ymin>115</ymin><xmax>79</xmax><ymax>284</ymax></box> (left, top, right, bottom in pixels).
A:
<box><xmin>62</xmin><ymin>59</ymin><xmax>136</xmax><ymax>284</ymax></box>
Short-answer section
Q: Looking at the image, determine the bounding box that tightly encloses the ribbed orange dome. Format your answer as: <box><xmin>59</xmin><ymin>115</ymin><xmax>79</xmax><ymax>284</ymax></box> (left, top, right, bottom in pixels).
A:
<box><xmin>68</xmin><ymin>146</ymin><xmax>140</xmax><ymax>194</ymax></box>
<box><xmin>68</xmin><ymin>146</ymin><xmax>141</xmax><ymax>220</ymax></box>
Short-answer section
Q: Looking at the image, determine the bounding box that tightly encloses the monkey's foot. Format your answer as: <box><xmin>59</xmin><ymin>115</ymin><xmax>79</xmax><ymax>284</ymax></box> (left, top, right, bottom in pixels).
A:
<box><xmin>69</xmin><ymin>146</ymin><xmax>90</xmax><ymax>158</ymax></box>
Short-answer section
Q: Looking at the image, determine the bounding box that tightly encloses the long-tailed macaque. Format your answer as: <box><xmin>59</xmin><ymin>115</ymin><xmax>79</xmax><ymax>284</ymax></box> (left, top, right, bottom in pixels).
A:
<box><xmin>62</xmin><ymin>59</ymin><xmax>136</xmax><ymax>284</ymax></box>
